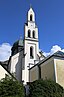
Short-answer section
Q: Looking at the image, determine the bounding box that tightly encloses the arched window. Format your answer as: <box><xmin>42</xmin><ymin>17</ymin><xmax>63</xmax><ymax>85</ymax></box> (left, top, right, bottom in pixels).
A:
<box><xmin>30</xmin><ymin>14</ymin><xmax>32</xmax><ymax>21</ymax></box>
<box><xmin>30</xmin><ymin>46</ymin><xmax>33</xmax><ymax>59</ymax></box>
<box><xmin>33</xmin><ymin>30</ymin><xmax>35</xmax><ymax>38</ymax></box>
<box><xmin>28</xmin><ymin>30</ymin><xmax>31</xmax><ymax>37</ymax></box>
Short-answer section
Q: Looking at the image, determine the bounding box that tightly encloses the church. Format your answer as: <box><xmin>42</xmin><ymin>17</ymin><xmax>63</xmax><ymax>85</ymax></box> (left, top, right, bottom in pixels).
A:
<box><xmin>0</xmin><ymin>7</ymin><xmax>64</xmax><ymax>88</ymax></box>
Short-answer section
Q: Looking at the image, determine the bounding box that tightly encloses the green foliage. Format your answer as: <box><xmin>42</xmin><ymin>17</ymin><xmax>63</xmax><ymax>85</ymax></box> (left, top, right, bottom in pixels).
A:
<box><xmin>0</xmin><ymin>75</ymin><xmax>25</xmax><ymax>97</ymax></box>
<box><xmin>29</xmin><ymin>79</ymin><xmax>64</xmax><ymax>97</ymax></box>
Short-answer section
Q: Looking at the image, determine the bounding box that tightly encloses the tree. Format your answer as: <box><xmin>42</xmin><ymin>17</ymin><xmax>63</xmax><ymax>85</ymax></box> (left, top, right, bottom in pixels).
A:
<box><xmin>29</xmin><ymin>79</ymin><xmax>64</xmax><ymax>97</ymax></box>
<box><xmin>0</xmin><ymin>75</ymin><xmax>25</xmax><ymax>97</ymax></box>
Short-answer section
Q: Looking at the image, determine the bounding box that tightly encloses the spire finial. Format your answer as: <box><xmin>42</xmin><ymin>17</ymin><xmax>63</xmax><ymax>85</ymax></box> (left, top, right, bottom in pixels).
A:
<box><xmin>30</xmin><ymin>4</ymin><xmax>32</xmax><ymax>8</ymax></box>
<box><xmin>20</xmin><ymin>35</ymin><xmax>22</xmax><ymax>40</ymax></box>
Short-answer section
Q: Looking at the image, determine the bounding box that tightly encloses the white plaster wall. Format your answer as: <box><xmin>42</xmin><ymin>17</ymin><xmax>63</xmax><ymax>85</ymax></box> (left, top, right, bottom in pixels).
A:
<box><xmin>10</xmin><ymin>51</ymin><xmax>23</xmax><ymax>82</ymax></box>
<box><xmin>0</xmin><ymin>65</ymin><xmax>9</xmax><ymax>80</ymax></box>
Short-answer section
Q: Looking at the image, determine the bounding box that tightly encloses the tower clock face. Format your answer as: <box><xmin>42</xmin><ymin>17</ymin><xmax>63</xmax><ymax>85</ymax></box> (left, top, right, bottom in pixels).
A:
<box><xmin>30</xmin><ymin>24</ymin><xmax>33</xmax><ymax>26</ymax></box>
<box><xmin>30</xmin><ymin>23</ymin><xmax>34</xmax><ymax>27</ymax></box>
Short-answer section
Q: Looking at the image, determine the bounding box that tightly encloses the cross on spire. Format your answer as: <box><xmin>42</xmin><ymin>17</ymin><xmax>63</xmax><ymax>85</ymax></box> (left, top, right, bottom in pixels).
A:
<box><xmin>30</xmin><ymin>4</ymin><xmax>32</xmax><ymax>8</ymax></box>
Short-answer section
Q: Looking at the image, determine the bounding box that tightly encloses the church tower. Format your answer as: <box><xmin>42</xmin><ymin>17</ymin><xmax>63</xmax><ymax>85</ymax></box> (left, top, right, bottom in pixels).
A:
<box><xmin>22</xmin><ymin>7</ymin><xmax>39</xmax><ymax>84</ymax></box>
<box><xmin>9</xmin><ymin>6</ymin><xmax>43</xmax><ymax>85</ymax></box>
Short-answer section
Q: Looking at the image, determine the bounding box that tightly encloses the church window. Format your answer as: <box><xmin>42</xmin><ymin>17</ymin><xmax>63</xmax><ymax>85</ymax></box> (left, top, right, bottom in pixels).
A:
<box><xmin>30</xmin><ymin>46</ymin><xmax>33</xmax><ymax>59</ymax></box>
<box><xmin>33</xmin><ymin>30</ymin><xmax>35</xmax><ymax>38</ymax></box>
<box><xmin>30</xmin><ymin>14</ymin><xmax>32</xmax><ymax>21</ymax></box>
<box><xmin>38</xmin><ymin>66</ymin><xmax>41</xmax><ymax>79</ymax></box>
<box><xmin>28</xmin><ymin>30</ymin><xmax>31</xmax><ymax>37</ymax></box>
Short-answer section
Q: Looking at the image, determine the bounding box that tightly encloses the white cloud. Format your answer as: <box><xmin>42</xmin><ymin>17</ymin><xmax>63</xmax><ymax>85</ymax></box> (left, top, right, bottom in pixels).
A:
<box><xmin>0</xmin><ymin>43</ymin><xmax>12</xmax><ymax>61</ymax></box>
<box><xmin>43</xmin><ymin>45</ymin><xmax>64</xmax><ymax>57</ymax></box>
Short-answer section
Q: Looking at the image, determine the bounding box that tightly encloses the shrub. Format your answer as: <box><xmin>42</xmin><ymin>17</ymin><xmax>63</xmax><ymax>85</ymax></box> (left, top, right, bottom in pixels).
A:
<box><xmin>0</xmin><ymin>76</ymin><xmax>25</xmax><ymax>97</ymax></box>
<box><xmin>29</xmin><ymin>79</ymin><xmax>64</xmax><ymax>97</ymax></box>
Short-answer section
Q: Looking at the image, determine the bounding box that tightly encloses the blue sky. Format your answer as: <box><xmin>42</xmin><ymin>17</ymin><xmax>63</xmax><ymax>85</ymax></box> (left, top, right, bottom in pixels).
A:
<box><xmin>0</xmin><ymin>0</ymin><xmax>64</xmax><ymax>61</ymax></box>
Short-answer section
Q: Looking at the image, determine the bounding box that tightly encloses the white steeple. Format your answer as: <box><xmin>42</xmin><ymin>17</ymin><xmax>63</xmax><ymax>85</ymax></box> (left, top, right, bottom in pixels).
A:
<box><xmin>22</xmin><ymin>6</ymin><xmax>39</xmax><ymax>84</ymax></box>
<box><xmin>27</xmin><ymin>6</ymin><xmax>35</xmax><ymax>22</ymax></box>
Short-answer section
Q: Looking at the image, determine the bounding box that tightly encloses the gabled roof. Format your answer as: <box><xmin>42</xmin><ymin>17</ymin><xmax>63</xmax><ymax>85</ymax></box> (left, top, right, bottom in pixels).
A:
<box><xmin>29</xmin><ymin>51</ymin><xmax>64</xmax><ymax>70</ymax></box>
<box><xmin>1</xmin><ymin>60</ymin><xmax>9</xmax><ymax>69</ymax></box>
<box><xmin>53</xmin><ymin>51</ymin><xmax>64</xmax><ymax>57</ymax></box>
